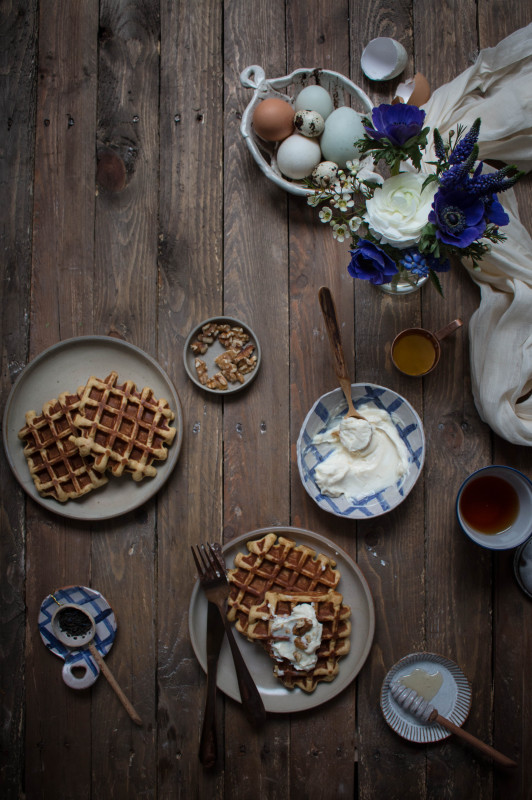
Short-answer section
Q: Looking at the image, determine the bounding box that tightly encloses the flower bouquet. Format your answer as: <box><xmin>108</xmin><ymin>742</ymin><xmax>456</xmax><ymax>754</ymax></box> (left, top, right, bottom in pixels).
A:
<box><xmin>308</xmin><ymin>103</ymin><xmax>523</xmax><ymax>294</ymax></box>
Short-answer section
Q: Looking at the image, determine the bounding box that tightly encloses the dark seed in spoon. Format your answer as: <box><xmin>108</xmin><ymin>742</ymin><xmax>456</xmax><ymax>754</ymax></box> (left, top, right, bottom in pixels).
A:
<box><xmin>57</xmin><ymin>607</ymin><xmax>92</xmax><ymax>637</ymax></box>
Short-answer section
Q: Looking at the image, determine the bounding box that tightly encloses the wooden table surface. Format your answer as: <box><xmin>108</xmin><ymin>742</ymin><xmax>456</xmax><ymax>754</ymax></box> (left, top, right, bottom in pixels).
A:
<box><xmin>2</xmin><ymin>2</ymin><xmax>531</xmax><ymax>798</ymax></box>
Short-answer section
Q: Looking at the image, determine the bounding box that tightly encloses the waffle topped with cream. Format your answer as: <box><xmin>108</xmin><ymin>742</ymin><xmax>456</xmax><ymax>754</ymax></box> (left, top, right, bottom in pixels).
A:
<box><xmin>245</xmin><ymin>589</ymin><xmax>351</xmax><ymax>692</ymax></box>
<box><xmin>227</xmin><ymin>533</ymin><xmax>351</xmax><ymax>691</ymax></box>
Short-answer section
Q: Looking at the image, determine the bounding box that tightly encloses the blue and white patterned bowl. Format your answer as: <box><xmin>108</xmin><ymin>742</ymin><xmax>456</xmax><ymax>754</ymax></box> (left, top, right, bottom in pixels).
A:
<box><xmin>297</xmin><ymin>384</ymin><xmax>425</xmax><ymax>519</ymax></box>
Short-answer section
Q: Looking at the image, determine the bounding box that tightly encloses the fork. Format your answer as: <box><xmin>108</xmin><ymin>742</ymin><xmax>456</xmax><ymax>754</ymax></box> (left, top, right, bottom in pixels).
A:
<box><xmin>192</xmin><ymin>543</ymin><xmax>266</xmax><ymax>728</ymax></box>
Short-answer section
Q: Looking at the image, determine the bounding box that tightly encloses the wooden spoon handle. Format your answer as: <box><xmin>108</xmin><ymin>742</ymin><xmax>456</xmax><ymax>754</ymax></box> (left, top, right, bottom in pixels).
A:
<box><xmin>88</xmin><ymin>642</ymin><xmax>143</xmax><ymax>726</ymax></box>
<box><xmin>318</xmin><ymin>286</ymin><xmax>349</xmax><ymax>381</ymax></box>
<box><xmin>434</xmin><ymin>713</ymin><xmax>516</xmax><ymax>767</ymax></box>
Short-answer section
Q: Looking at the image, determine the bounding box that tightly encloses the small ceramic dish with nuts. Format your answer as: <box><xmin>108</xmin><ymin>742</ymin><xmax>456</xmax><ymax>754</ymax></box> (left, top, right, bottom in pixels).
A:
<box><xmin>183</xmin><ymin>316</ymin><xmax>261</xmax><ymax>395</ymax></box>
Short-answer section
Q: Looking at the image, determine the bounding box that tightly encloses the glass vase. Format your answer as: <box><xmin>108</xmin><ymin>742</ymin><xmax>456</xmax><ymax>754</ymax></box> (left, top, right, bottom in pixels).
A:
<box><xmin>378</xmin><ymin>273</ymin><xmax>429</xmax><ymax>295</ymax></box>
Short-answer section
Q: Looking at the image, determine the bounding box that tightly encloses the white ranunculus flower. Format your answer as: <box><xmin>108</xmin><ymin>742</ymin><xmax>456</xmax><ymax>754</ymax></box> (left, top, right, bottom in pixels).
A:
<box><xmin>364</xmin><ymin>172</ymin><xmax>437</xmax><ymax>249</ymax></box>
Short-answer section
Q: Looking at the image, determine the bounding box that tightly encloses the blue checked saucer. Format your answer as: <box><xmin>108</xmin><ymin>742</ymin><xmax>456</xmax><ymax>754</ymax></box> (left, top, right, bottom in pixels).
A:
<box><xmin>39</xmin><ymin>585</ymin><xmax>117</xmax><ymax>689</ymax></box>
<box><xmin>297</xmin><ymin>384</ymin><xmax>425</xmax><ymax>519</ymax></box>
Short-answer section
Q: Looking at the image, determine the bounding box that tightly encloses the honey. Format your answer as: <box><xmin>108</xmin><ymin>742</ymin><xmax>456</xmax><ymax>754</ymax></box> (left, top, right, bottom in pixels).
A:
<box><xmin>459</xmin><ymin>474</ymin><xmax>519</xmax><ymax>534</ymax></box>
<box><xmin>392</xmin><ymin>332</ymin><xmax>437</xmax><ymax>376</ymax></box>
<box><xmin>400</xmin><ymin>667</ymin><xmax>443</xmax><ymax>701</ymax></box>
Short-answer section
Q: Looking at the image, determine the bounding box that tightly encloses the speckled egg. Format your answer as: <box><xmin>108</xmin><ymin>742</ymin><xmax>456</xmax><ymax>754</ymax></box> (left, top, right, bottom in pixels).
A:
<box><xmin>294</xmin><ymin>109</ymin><xmax>325</xmax><ymax>138</ymax></box>
<box><xmin>312</xmin><ymin>161</ymin><xmax>339</xmax><ymax>188</ymax></box>
<box><xmin>276</xmin><ymin>133</ymin><xmax>322</xmax><ymax>180</ymax></box>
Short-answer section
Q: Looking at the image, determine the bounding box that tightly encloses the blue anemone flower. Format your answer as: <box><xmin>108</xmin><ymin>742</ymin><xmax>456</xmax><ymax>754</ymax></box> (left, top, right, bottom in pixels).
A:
<box><xmin>365</xmin><ymin>104</ymin><xmax>426</xmax><ymax>147</ymax></box>
<box><xmin>483</xmin><ymin>194</ymin><xmax>509</xmax><ymax>226</ymax></box>
<box><xmin>348</xmin><ymin>240</ymin><xmax>397</xmax><ymax>285</ymax></box>
<box><xmin>429</xmin><ymin>189</ymin><xmax>486</xmax><ymax>247</ymax></box>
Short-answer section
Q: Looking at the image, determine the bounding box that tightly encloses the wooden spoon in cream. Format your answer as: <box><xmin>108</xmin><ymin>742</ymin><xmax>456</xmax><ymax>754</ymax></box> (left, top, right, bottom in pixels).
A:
<box><xmin>318</xmin><ymin>286</ymin><xmax>373</xmax><ymax>451</ymax></box>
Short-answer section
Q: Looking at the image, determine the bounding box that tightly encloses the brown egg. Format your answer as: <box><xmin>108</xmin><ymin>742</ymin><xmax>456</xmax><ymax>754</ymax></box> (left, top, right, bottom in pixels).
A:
<box><xmin>252</xmin><ymin>98</ymin><xmax>295</xmax><ymax>142</ymax></box>
<box><xmin>392</xmin><ymin>72</ymin><xmax>431</xmax><ymax>107</ymax></box>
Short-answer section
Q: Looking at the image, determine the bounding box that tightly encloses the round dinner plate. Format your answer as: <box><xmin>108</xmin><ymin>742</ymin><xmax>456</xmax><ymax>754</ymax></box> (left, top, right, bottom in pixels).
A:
<box><xmin>189</xmin><ymin>526</ymin><xmax>375</xmax><ymax>714</ymax></box>
<box><xmin>380</xmin><ymin>652</ymin><xmax>472</xmax><ymax>743</ymax></box>
<box><xmin>3</xmin><ymin>336</ymin><xmax>183</xmax><ymax>521</ymax></box>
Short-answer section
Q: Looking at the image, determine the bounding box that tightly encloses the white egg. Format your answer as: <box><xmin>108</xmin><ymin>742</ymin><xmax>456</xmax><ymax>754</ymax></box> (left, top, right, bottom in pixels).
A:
<box><xmin>276</xmin><ymin>134</ymin><xmax>322</xmax><ymax>180</ymax></box>
<box><xmin>320</xmin><ymin>107</ymin><xmax>366</xmax><ymax>168</ymax></box>
<box><xmin>294</xmin><ymin>109</ymin><xmax>325</xmax><ymax>138</ymax></box>
<box><xmin>294</xmin><ymin>85</ymin><xmax>334</xmax><ymax>120</ymax></box>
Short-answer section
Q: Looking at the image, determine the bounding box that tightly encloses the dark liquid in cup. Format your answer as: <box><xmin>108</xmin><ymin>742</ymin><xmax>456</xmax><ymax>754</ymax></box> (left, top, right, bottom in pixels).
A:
<box><xmin>459</xmin><ymin>475</ymin><xmax>519</xmax><ymax>534</ymax></box>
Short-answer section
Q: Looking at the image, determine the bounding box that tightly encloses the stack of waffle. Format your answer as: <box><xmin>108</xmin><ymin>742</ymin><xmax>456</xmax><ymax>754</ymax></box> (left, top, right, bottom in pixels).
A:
<box><xmin>227</xmin><ymin>533</ymin><xmax>351</xmax><ymax>692</ymax></box>
<box><xmin>18</xmin><ymin>371</ymin><xmax>176</xmax><ymax>502</ymax></box>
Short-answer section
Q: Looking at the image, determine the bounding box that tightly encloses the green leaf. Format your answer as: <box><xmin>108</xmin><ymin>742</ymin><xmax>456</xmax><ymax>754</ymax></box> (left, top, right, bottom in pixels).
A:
<box><xmin>421</xmin><ymin>174</ymin><xmax>439</xmax><ymax>192</ymax></box>
<box><xmin>428</xmin><ymin>269</ymin><xmax>444</xmax><ymax>296</ymax></box>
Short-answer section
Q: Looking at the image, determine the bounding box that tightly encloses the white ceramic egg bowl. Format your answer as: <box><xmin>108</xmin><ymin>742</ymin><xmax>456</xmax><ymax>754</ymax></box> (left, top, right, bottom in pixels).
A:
<box><xmin>240</xmin><ymin>65</ymin><xmax>373</xmax><ymax>196</ymax></box>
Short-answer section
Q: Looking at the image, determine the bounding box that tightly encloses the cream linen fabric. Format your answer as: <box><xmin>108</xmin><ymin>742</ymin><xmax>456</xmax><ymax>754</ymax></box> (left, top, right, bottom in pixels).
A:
<box><xmin>421</xmin><ymin>23</ymin><xmax>532</xmax><ymax>445</ymax></box>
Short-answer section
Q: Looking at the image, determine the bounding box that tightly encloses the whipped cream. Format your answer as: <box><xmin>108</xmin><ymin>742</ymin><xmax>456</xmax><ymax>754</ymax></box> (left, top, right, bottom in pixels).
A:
<box><xmin>270</xmin><ymin>603</ymin><xmax>323</xmax><ymax>671</ymax></box>
<box><xmin>312</xmin><ymin>404</ymin><xmax>409</xmax><ymax>500</ymax></box>
<box><xmin>338</xmin><ymin>416</ymin><xmax>372</xmax><ymax>452</ymax></box>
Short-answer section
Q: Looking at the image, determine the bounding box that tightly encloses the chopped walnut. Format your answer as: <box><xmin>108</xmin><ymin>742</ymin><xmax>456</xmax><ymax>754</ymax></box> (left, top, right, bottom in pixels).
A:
<box><xmin>194</xmin><ymin>358</ymin><xmax>209</xmax><ymax>385</ymax></box>
<box><xmin>201</xmin><ymin>322</ymin><xmax>219</xmax><ymax>338</ymax></box>
<box><xmin>206</xmin><ymin>372</ymin><xmax>228</xmax><ymax>390</ymax></box>
<box><xmin>294</xmin><ymin>619</ymin><xmax>313</xmax><ymax>635</ymax></box>
<box><xmin>190</xmin><ymin>340</ymin><xmax>208</xmax><ymax>355</ymax></box>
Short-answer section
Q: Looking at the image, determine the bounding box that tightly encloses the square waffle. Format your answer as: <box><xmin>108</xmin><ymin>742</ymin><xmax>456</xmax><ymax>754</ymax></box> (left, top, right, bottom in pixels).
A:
<box><xmin>71</xmin><ymin>372</ymin><xmax>176</xmax><ymax>481</ymax></box>
<box><xmin>245</xmin><ymin>590</ymin><xmax>351</xmax><ymax>692</ymax></box>
<box><xmin>18</xmin><ymin>392</ymin><xmax>108</xmax><ymax>502</ymax></box>
<box><xmin>227</xmin><ymin>533</ymin><xmax>342</xmax><ymax>637</ymax></box>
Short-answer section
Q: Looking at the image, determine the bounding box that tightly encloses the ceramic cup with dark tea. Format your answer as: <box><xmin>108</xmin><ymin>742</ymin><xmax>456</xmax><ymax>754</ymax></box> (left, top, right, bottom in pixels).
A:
<box><xmin>456</xmin><ymin>465</ymin><xmax>532</xmax><ymax>550</ymax></box>
<box><xmin>391</xmin><ymin>319</ymin><xmax>463</xmax><ymax>377</ymax></box>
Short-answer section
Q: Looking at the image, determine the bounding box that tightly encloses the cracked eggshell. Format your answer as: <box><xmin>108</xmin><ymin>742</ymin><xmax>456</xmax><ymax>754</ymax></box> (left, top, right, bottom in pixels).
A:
<box><xmin>312</xmin><ymin>161</ymin><xmax>339</xmax><ymax>188</ymax></box>
<box><xmin>361</xmin><ymin>37</ymin><xmax>408</xmax><ymax>81</ymax></box>
<box><xmin>294</xmin><ymin>109</ymin><xmax>325</xmax><ymax>138</ymax></box>
<box><xmin>276</xmin><ymin>133</ymin><xmax>322</xmax><ymax>180</ymax></box>
<box><xmin>392</xmin><ymin>73</ymin><xmax>431</xmax><ymax>106</ymax></box>
<box><xmin>320</xmin><ymin>107</ymin><xmax>366</xmax><ymax>169</ymax></box>
<box><xmin>294</xmin><ymin>85</ymin><xmax>334</xmax><ymax>120</ymax></box>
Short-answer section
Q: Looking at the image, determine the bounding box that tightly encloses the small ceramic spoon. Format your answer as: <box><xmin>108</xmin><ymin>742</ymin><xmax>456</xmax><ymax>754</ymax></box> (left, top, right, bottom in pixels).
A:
<box><xmin>318</xmin><ymin>286</ymin><xmax>373</xmax><ymax>450</ymax></box>
<box><xmin>52</xmin><ymin>603</ymin><xmax>142</xmax><ymax>726</ymax></box>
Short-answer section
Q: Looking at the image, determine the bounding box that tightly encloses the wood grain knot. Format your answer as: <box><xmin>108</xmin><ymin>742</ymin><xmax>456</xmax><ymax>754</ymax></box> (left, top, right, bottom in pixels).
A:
<box><xmin>97</xmin><ymin>150</ymin><xmax>127</xmax><ymax>192</ymax></box>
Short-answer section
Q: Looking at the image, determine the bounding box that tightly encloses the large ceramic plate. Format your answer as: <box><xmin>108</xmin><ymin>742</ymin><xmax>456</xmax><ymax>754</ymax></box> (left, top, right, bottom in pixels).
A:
<box><xmin>3</xmin><ymin>336</ymin><xmax>183</xmax><ymax>520</ymax></box>
<box><xmin>380</xmin><ymin>652</ymin><xmax>471</xmax><ymax>743</ymax></box>
<box><xmin>189</xmin><ymin>526</ymin><xmax>375</xmax><ymax>714</ymax></box>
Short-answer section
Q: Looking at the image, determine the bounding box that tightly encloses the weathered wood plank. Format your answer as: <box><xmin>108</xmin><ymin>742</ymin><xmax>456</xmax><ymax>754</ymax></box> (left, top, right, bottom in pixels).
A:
<box><xmin>286</xmin><ymin>2</ymin><xmax>359</xmax><ymax>797</ymax></box>
<box><xmin>223</xmin><ymin>0</ymin><xmax>291</xmax><ymax>796</ymax></box>
<box><xmin>91</xmin><ymin>1</ymin><xmax>160</xmax><ymax>796</ymax></box>
<box><xmin>0</xmin><ymin>4</ymin><xmax>38</xmax><ymax>795</ymax></box>
<box><xmin>416</xmin><ymin>3</ymin><xmax>493</xmax><ymax>798</ymax></box>
<box><xmin>23</xmin><ymin>2</ymin><xmax>99</xmax><ymax>798</ymax></box>
<box><xmin>347</xmin><ymin>2</ymin><xmax>428</xmax><ymax>798</ymax></box>
<box><xmin>157</xmin><ymin>0</ymin><xmax>224</xmax><ymax>795</ymax></box>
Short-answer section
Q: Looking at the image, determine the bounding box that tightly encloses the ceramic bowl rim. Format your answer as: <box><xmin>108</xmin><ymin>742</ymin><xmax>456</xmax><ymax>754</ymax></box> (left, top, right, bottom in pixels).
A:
<box><xmin>455</xmin><ymin>464</ymin><xmax>532</xmax><ymax>550</ymax></box>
